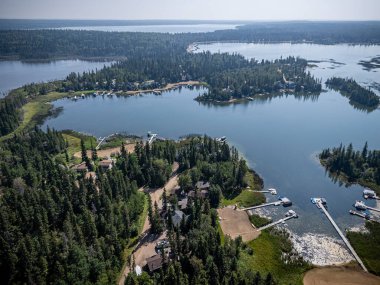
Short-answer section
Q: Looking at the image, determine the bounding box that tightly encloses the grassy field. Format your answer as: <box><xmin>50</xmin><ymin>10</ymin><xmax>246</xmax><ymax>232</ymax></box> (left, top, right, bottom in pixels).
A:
<box><xmin>0</xmin><ymin>90</ymin><xmax>94</xmax><ymax>142</ymax></box>
<box><xmin>119</xmin><ymin>193</ymin><xmax>148</xmax><ymax>281</ymax></box>
<box><xmin>249</xmin><ymin>214</ymin><xmax>272</xmax><ymax>228</ymax></box>
<box><xmin>222</xmin><ymin>171</ymin><xmax>266</xmax><ymax>207</ymax></box>
<box><xmin>347</xmin><ymin>221</ymin><xmax>380</xmax><ymax>275</ymax></box>
<box><xmin>239</xmin><ymin>230</ymin><xmax>312</xmax><ymax>285</ymax></box>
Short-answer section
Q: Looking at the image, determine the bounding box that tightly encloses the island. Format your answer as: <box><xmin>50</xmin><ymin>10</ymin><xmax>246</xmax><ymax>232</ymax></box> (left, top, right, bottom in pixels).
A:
<box><xmin>319</xmin><ymin>142</ymin><xmax>380</xmax><ymax>193</ymax></box>
<box><xmin>326</xmin><ymin>77</ymin><xmax>380</xmax><ymax>111</ymax></box>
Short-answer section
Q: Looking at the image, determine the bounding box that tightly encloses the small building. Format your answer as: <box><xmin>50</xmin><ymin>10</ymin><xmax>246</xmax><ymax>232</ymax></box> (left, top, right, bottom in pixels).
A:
<box><xmin>178</xmin><ymin>198</ymin><xmax>188</xmax><ymax>210</ymax></box>
<box><xmin>72</xmin><ymin>162</ymin><xmax>88</xmax><ymax>173</ymax></box>
<box><xmin>172</xmin><ymin>210</ymin><xmax>185</xmax><ymax>227</ymax></box>
<box><xmin>188</xmin><ymin>190</ymin><xmax>208</xmax><ymax>199</ymax></box>
<box><xmin>196</xmin><ymin>181</ymin><xmax>211</xmax><ymax>190</ymax></box>
<box><xmin>99</xmin><ymin>159</ymin><xmax>113</xmax><ymax>171</ymax></box>
<box><xmin>85</xmin><ymin>171</ymin><xmax>97</xmax><ymax>180</ymax></box>
<box><xmin>146</xmin><ymin>254</ymin><xmax>167</xmax><ymax>273</ymax></box>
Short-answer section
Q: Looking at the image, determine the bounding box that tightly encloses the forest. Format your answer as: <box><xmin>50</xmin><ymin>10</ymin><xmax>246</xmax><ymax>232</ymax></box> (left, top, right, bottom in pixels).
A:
<box><xmin>326</xmin><ymin>77</ymin><xmax>380</xmax><ymax>110</ymax></box>
<box><xmin>1</xmin><ymin>22</ymin><xmax>380</xmax><ymax>60</ymax></box>
<box><xmin>319</xmin><ymin>142</ymin><xmax>380</xmax><ymax>193</ymax></box>
<box><xmin>0</xmin><ymin>128</ymin><xmax>281</xmax><ymax>284</ymax></box>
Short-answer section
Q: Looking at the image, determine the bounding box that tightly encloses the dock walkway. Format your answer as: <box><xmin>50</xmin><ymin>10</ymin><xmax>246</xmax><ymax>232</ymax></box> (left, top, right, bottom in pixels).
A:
<box><xmin>317</xmin><ymin>201</ymin><xmax>368</xmax><ymax>272</ymax></box>
<box><xmin>241</xmin><ymin>201</ymin><xmax>282</xmax><ymax>211</ymax></box>
<box><xmin>258</xmin><ymin>215</ymin><xmax>296</xmax><ymax>231</ymax></box>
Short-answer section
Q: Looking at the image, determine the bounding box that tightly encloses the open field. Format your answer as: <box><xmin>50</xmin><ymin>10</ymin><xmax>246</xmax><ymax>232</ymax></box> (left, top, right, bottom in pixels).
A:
<box><xmin>73</xmin><ymin>143</ymin><xmax>136</xmax><ymax>159</ymax></box>
<box><xmin>217</xmin><ymin>207</ymin><xmax>260</xmax><ymax>242</ymax></box>
<box><xmin>303</xmin><ymin>266</ymin><xmax>380</xmax><ymax>285</ymax></box>
<box><xmin>240</xmin><ymin>230</ymin><xmax>312</xmax><ymax>285</ymax></box>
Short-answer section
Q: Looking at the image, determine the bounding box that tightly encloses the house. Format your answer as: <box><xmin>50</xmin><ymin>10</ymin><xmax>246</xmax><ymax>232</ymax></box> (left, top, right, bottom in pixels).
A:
<box><xmin>172</xmin><ymin>210</ymin><xmax>185</xmax><ymax>227</ymax></box>
<box><xmin>99</xmin><ymin>159</ymin><xmax>113</xmax><ymax>171</ymax></box>
<box><xmin>85</xmin><ymin>171</ymin><xmax>97</xmax><ymax>180</ymax></box>
<box><xmin>188</xmin><ymin>190</ymin><xmax>208</xmax><ymax>199</ymax></box>
<box><xmin>196</xmin><ymin>181</ymin><xmax>210</xmax><ymax>190</ymax></box>
<box><xmin>178</xmin><ymin>198</ymin><xmax>188</xmax><ymax>210</ymax></box>
<box><xmin>72</xmin><ymin>162</ymin><xmax>88</xmax><ymax>173</ymax></box>
<box><xmin>146</xmin><ymin>254</ymin><xmax>167</xmax><ymax>273</ymax></box>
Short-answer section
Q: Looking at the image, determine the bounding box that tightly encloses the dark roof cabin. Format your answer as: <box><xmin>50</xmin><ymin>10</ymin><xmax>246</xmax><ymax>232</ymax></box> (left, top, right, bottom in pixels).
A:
<box><xmin>146</xmin><ymin>254</ymin><xmax>167</xmax><ymax>273</ymax></box>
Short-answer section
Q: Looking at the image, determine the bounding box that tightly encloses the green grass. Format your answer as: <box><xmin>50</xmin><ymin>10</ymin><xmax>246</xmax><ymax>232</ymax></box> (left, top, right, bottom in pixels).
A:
<box><xmin>239</xmin><ymin>230</ymin><xmax>312</xmax><ymax>285</ymax></box>
<box><xmin>249</xmin><ymin>214</ymin><xmax>272</xmax><ymax>228</ymax></box>
<box><xmin>221</xmin><ymin>171</ymin><xmax>266</xmax><ymax>207</ymax></box>
<box><xmin>118</xmin><ymin>193</ymin><xmax>148</xmax><ymax>282</ymax></box>
<box><xmin>347</xmin><ymin>221</ymin><xmax>380</xmax><ymax>275</ymax></box>
<box><xmin>222</xmin><ymin>190</ymin><xmax>266</xmax><ymax>208</ymax></box>
<box><xmin>0</xmin><ymin>90</ymin><xmax>95</xmax><ymax>142</ymax></box>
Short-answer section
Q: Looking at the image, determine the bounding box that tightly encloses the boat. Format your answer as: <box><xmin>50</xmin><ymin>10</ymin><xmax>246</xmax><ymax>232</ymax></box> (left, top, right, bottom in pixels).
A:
<box><xmin>80</xmin><ymin>93</ymin><xmax>85</xmax><ymax>99</ymax></box>
<box><xmin>354</xmin><ymin>200</ymin><xmax>367</xmax><ymax>210</ymax></box>
<box><xmin>279</xmin><ymin>196</ymin><xmax>292</xmax><ymax>206</ymax></box>
<box><xmin>268</xmin><ymin>188</ymin><xmax>277</xmax><ymax>195</ymax></box>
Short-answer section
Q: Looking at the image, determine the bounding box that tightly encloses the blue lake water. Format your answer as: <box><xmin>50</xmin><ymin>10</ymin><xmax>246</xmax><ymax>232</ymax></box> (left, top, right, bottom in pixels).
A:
<box><xmin>0</xmin><ymin>60</ymin><xmax>111</xmax><ymax>97</ymax></box>
<box><xmin>38</xmin><ymin>43</ymin><xmax>380</xmax><ymax>263</ymax></box>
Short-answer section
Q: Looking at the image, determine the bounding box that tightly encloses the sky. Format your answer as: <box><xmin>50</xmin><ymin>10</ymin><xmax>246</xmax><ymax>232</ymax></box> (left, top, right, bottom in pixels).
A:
<box><xmin>0</xmin><ymin>0</ymin><xmax>379</xmax><ymax>21</ymax></box>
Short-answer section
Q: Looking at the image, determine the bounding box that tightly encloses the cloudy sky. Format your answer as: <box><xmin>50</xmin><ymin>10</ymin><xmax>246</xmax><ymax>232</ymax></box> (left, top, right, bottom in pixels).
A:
<box><xmin>0</xmin><ymin>0</ymin><xmax>379</xmax><ymax>21</ymax></box>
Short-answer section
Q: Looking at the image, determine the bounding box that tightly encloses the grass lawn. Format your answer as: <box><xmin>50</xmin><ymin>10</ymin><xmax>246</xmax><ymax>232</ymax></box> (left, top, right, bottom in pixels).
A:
<box><xmin>347</xmin><ymin>221</ymin><xmax>380</xmax><ymax>275</ymax></box>
<box><xmin>0</xmin><ymin>90</ymin><xmax>95</xmax><ymax>142</ymax></box>
<box><xmin>239</xmin><ymin>230</ymin><xmax>312</xmax><ymax>285</ymax></box>
<box><xmin>119</xmin><ymin>193</ymin><xmax>148</xmax><ymax>281</ymax></box>
<box><xmin>222</xmin><ymin>190</ymin><xmax>265</xmax><ymax>208</ymax></box>
<box><xmin>221</xmin><ymin>171</ymin><xmax>266</xmax><ymax>207</ymax></box>
<box><xmin>249</xmin><ymin>214</ymin><xmax>272</xmax><ymax>228</ymax></box>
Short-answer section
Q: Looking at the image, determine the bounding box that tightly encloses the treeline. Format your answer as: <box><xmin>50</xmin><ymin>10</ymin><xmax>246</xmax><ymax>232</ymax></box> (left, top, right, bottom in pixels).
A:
<box><xmin>0</xmin><ymin>91</ymin><xmax>26</xmax><ymax>136</ymax></box>
<box><xmin>0</xmin><ymin>128</ymin><xmax>180</xmax><ymax>284</ymax></box>
<box><xmin>319</xmin><ymin>142</ymin><xmax>380</xmax><ymax>192</ymax></box>
<box><xmin>65</xmin><ymin>54</ymin><xmax>321</xmax><ymax>101</ymax></box>
<box><xmin>326</xmin><ymin>77</ymin><xmax>380</xmax><ymax>110</ymax></box>
<box><xmin>1</xmin><ymin>22</ymin><xmax>380</xmax><ymax>60</ymax></box>
<box><xmin>176</xmin><ymin>136</ymin><xmax>257</xmax><ymax>207</ymax></box>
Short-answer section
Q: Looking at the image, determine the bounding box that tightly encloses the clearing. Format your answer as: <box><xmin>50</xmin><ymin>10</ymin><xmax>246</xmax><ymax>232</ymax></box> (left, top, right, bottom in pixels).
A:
<box><xmin>217</xmin><ymin>207</ymin><xmax>260</xmax><ymax>242</ymax></box>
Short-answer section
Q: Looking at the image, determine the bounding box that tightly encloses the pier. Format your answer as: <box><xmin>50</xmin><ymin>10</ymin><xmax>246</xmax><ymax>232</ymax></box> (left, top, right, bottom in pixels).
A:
<box><xmin>349</xmin><ymin>210</ymin><xmax>378</xmax><ymax>222</ymax></box>
<box><xmin>314</xmin><ymin>199</ymin><xmax>368</xmax><ymax>272</ymax></box>
<box><xmin>241</xmin><ymin>201</ymin><xmax>283</xmax><ymax>211</ymax></box>
<box><xmin>147</xmin><ymin>133</ymin><xmax>157</xmax><ymax>145</ymax></box>
<box><xmin>258</xmin><ymin>211</ymin><xmax>298</xmax><ymax>231</ymax></box>
<box><xmin>96</xmin><ymin>137</ymin><xmax>107</xmax><ymax>150</ymax></box>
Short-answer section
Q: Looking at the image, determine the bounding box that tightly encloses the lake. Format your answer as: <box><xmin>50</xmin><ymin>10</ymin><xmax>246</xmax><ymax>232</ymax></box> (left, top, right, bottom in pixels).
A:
<box><xmin>0</xmin><ymin>60</ymin><xmax>111</xmax><ymax>97</ymax></box>
<box><xmin>41</xmin><ymin>43</ymin><xmax>380</xmax><ymax>264</ymax></box>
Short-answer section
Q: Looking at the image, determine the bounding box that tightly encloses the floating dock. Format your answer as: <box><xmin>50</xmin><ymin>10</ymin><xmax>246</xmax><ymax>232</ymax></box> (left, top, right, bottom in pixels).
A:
<box><xmin>241</xmin><ymin>201</ymin><xmax>283</xmax><ymax>211</ymax></box>
<box><xmin>258</xmin><ymin>210</ymin><xmax>298</xmax><ymax>231</ymax></box>
<box><xmin>354</xmin><ymin>200</ymin><xmax>380</xmax><ymax>213</ymax></box>
<box><xmin>313</xmin><ymin>199</ymin><xmax>368</xmax><ymax>272</ymax></box>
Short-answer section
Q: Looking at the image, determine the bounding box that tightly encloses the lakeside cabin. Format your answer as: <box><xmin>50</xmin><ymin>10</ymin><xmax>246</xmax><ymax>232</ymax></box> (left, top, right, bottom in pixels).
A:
<box><xmin>146</xmin><ymin>254</ymin><xmax>167</xmax><ymax>273</ymax></box>
<box><xmin>99</xmin><ymin>159</ymin><xmax>113</xmax><ymax>171</ymax></box>
<box><xmin>72</xmin><ymin>162</ymin><xmax>88</xmax><ymax>173</ymax></box>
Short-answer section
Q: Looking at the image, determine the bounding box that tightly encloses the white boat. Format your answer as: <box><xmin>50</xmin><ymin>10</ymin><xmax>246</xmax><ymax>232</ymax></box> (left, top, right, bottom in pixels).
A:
<box><xmin>354</xmin><ymin>200</ymin><xmax>367</xmax><ymax>210</ymax></box>
<box><xmin>268</xmin><ymin>188</ymin><xmax>277</xmax><ymax>195</ymax></box>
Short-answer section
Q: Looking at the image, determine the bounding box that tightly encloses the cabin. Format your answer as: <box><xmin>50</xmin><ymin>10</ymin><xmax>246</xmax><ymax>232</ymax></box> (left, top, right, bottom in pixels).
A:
<box><xmin>146</xmin><ymin>254</ymin><xmax>167</xmax><ymax>273</ymax></box>
<box><xmin>172</xmin><ymin>210</ymin><xmax>185</xmax><ymax>227</ymax></box>
<box><xmin>195</xmin><ymin>181</ymin><xmax>211</xmax><ymax>190</ymax></box>
<box><xmin>178</xmin><ymin>198</ymin><xmax>188</xmax><ymax>210</ymax></box>
<box><xmin>85</xmin><ymin>171</ymin><xmax>97</xmax><ymax>180</ymax></box>
<box><xmin>188</xmin><ymin>190</ymin><xmax>208</xmax><ymax>199</ymax></box>
<box><xmin>72</xmin><ymin>162</ymin><xmax>88</xmax><ymax>173</ymax></box>
<box><xmin>99</xmin><ymin>159</ymin><xmax>113</xmax><ymax>171</ymax></box>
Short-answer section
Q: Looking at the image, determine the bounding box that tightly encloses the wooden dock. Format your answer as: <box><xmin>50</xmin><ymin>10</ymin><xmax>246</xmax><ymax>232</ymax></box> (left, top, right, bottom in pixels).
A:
<box><xmin>316</xmin><ymin>201</ymin><xmax>368</xmax><ymax>272</ymax></box>
<box><xmin>241</xmin><ymin>201</ymin><xmax>282</xmax><ymax>211</ymax></box>
<box><xmin>258</xmin><ymin>214</ymin><xmax>297</xmax><ymax>231</ymax></box>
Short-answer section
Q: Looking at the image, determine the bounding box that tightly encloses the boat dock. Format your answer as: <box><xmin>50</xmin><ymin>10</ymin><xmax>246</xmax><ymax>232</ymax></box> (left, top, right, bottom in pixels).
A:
<box><xmin>314</xmin><ymin>199</ymin><xmax>368</xmax><ymax>272</ymax></box>
<box><xmin>354</xmin><ymin>200</ymin><xmax>380</xmax><ymax>213</ymax></box>
<box><xmin>258</xmin><ymin>211</ymin><xmax>298</xmax><ymax>231</ymax></box>
<box><xmin>241</xmin><ymin>201</ymin><xmax>283</xmax><ymax>211</ymax></box>
<box><xmin>349</xmin><ymin>210</ymin><xmax>378</xmax><ymax>222</ymax></box>
<box><xmin>147</xmin><ymin>133</ymin><xmax>157</xmax><ymax>145</ymax></box>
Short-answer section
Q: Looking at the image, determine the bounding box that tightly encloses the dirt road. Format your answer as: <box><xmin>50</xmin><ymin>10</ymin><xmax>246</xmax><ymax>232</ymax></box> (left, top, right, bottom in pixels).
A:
<box><xmin>118</xmin><ymin>162</ymin><xmax>179</xmax><ymax>285</ymax></box>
